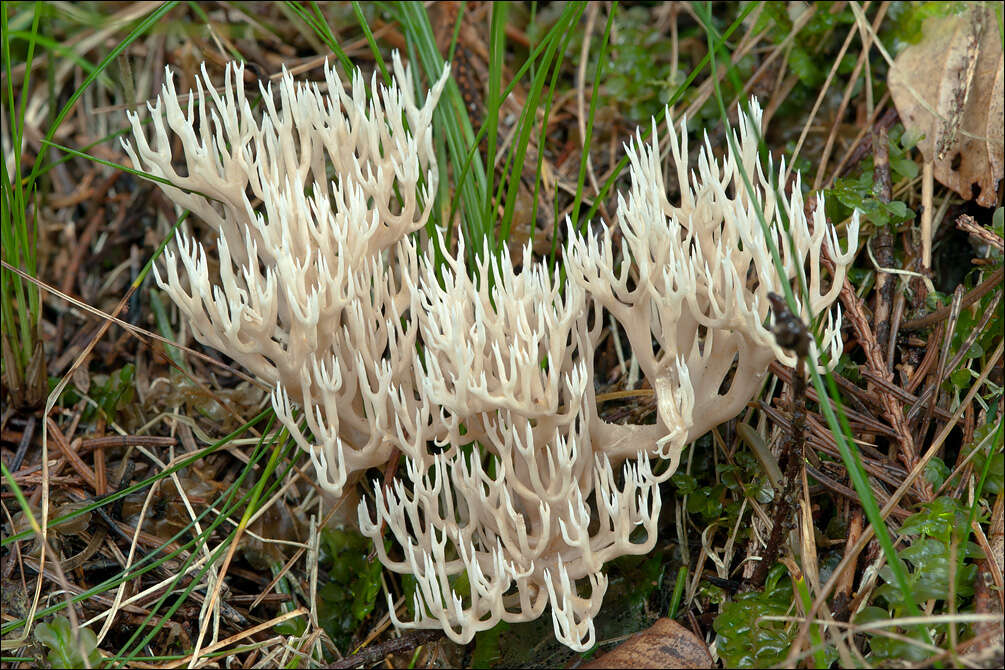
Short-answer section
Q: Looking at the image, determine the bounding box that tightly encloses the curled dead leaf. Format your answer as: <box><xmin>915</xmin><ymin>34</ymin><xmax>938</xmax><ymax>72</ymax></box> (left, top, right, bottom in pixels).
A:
<box><xmin>889</xmin><ymin>5</ymin><xmax>1004</xmax><ymax>207</ymax></box>
<box><xmin>579</xmin><ymin>617</ymin><xmax>713</xmax><ymax>669</ymax></box>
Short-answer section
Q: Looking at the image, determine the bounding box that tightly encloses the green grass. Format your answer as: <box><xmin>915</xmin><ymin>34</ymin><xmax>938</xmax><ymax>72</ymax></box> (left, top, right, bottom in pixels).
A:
<box><xmin>1</xmin><ymin>1</ymin><xmax>44</xmax><ymax>405</ymax></box>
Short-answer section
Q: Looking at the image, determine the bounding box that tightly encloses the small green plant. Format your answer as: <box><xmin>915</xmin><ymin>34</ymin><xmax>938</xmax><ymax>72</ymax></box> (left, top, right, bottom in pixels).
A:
<box><xmin>756</xmin><ymin>1</ymin><xmax>858</xmax><ymax>89</ymax></box>
<box><xmin>671</xmin><ymin>437</ymin><xmax>771</xmax><ymax>525</ymax></box>
<box><xmin>34</xmin><ymin>616</ymin><xmax>101</xmax><ymax>669</ymax></box>
<box><xmin>859</xmin><ymin>497</ymin><xmax>984</xmax><ymax>663</ymax></box>
<box><xmin>316</xmin><ymin>527</ymin><xmax>385</xmax><ymax>649</ymax></box>
<box><xmin>825</xmin><ymin>125</ymin><xmax>919</xmax><ymax>231</ymax></box>
<box><xmin>55</xmin><ymin>364</ymin><xmax>135</xmax><ymax>424</ymax></box>
<box><xmin>594</xmin><ymin>5</ymin><xmax>679</xmax><ymax>124</ymax></box>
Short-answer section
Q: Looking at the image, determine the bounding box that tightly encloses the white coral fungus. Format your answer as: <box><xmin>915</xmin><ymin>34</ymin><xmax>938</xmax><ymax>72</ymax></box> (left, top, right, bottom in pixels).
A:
<box><xmin>124</xmin><ymin>55</ymin><xmax>858</xmax><ymax>651</ymax></box>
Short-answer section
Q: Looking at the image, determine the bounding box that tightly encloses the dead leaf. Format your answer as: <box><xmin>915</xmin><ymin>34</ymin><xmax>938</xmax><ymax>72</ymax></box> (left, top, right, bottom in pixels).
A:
<box><xmin>580</xmin><ymin>618</ymin><xmax>713</xmax><ymax>669</ymax></box>
<box><xmin>889</xmin><ymin>5</ymin><xmax>1004</xmax><ymax>207</ymax></box>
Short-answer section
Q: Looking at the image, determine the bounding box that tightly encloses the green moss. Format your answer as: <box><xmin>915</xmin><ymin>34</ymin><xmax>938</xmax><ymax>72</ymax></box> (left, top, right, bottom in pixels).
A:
<box><xmin>316</xmin><ymin>527</ymin><xmax>385</xmax><ymax>649</ymax></box>
<box><xmin>713</xmin><ymin>564</ymin><xmax>797</xmax><ymax>668</ymax></box>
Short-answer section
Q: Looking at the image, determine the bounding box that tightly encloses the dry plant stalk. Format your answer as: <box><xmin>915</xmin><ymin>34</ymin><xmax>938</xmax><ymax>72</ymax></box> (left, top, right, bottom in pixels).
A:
<box><xmin>124</xmin><ymin>57</ymin><xmax>858</xmax><ymax>650</ymax></box>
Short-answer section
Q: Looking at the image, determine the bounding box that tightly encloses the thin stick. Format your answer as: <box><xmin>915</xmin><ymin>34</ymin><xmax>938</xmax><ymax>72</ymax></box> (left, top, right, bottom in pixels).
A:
<box><xmin>922</xmin><ymin>161</ymin><xmax>934</xmax><ymax>269</ymax></box>
<box><xmin>749</xmin><ymin>294</ymin><xmax>810</xmax><ymax>589</ymax></box>
<box><xmin>901</xmin><ymin>267</ymin><xmax>1003</xmax><ymax>331</ymax></box>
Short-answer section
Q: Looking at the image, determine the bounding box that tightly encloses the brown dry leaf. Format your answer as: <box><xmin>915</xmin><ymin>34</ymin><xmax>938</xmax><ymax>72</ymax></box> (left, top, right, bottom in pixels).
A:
<box><xmin>580</xmin><ymin>618</ymin><xmax>713</xmax><ymax>669</ymax></box>
<box><xmin>889</xmin><ymin>5</ymin><xmax>1004</xmax><ymax>207</ymax></box>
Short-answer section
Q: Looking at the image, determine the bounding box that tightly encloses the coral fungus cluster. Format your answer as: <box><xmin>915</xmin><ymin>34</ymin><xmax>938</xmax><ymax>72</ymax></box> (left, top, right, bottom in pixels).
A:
<box><xmin>123</xmin><ymin>56</ymin><xmax>857</xmax><ymax>650</ymax></box>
